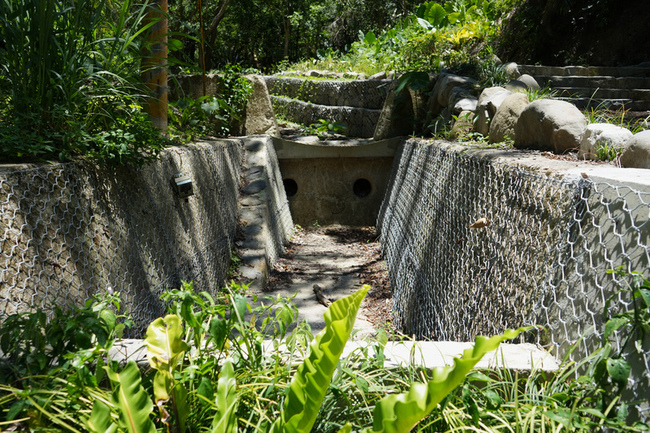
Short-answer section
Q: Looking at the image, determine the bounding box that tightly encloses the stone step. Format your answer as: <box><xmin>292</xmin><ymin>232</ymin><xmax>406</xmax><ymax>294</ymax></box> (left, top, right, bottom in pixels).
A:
<box><xmin>520</xmin><ymin>64</ymin><xmax>650</xmax><ymax>78</ymax></box>
<box><xmin>552</xmin><ymin>87</ymin><xmax>650</xmax><ymax>101</ymax></box>
<box><xmin>534</xmin><ymin>75</ymin><xmax>650</xmax><ymax>90</ymax></box>
<box><xmin>556</xmin><ymin>97</ymin><xmax>650</xmax><ymax>111</ymax></box>
<box><xmin>265</xmin><ymin>76</ymin><xmax>392</xmax><ymax>110</ymax></box>
<box><xmin>271</xmin><ymin>95</ymin><xmax>381</xmax><ymax>138</ymax></box>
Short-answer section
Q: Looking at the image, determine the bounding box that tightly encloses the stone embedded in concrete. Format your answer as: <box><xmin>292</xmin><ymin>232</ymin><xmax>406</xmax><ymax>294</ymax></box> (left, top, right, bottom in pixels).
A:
<box><xmin>433</xmin><ymin>73</ymin><xmax>478</xmax><ymax>107</ymax></box>
<box><xmin>489</xmin><ymin>93</ymin><xmax>529</xmax><ymax>143</ymax></box>
<box><xmin>514</xmin><ymin>99</ymin><xmax>588</xmax><ymax>153</ymax></box>
<box><xmin>448</xmin><ymin>86</ymin><xmax>476</xmax><ymax>114</ymax></box>
<box><xmin>369</xmin><ymin>71</ymin><xmax>387</xmax><ymax>80</ymax></box>
<box><xmin>373</xmin><ymin>81</ymin><xmax>415</xmax><ymax>140</ymax></box>
<box><xmin>476</xmin><ymin>88</ymin><xmax>511</xmax><ymax>136</ymax></box>
<box><xmin>450</xmin><ymin>110</ymin><xmax>475</xmax><ymax>139</ymax></box>
<box><xmin>579</xmin><ymin>123</ymin><xmax>634</xmax><ymax>160</ymax></box>
<box><xmin>453</xmin><ymin>96</ymin><xmax>478</xmax><ymax>114</ymax></box>
<box><xmin>241</xmin><ymin>75</ymin><xmax>280</xmax><ymax>137</ymax></box>
<box><xmin>620</xmin><ymin>130</ymin><xmax>650</xmax><ymax>169</ymax></box>
<box><xmin>504</xmin><ymin>62</ymin><xmax>520</xmax><ymax>79</ymax></box>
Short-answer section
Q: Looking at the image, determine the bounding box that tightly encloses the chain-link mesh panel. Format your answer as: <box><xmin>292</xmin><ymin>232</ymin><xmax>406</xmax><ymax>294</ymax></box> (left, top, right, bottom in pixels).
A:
<box><xmin>1</xmin><ymin>141</ymin><xmax>243</xmax><ymax>336</ymax></box>
<box><xmin>378</xmin><ymin>138</ymin><xmax>650</xmax><ymax>421</ymax></box>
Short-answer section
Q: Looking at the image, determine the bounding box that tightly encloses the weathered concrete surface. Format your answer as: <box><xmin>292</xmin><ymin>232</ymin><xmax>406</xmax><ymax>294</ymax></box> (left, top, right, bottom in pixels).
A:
<box><xmin>273</xmin><ymin>137</ymin><xmax>401</xmax><ymax>226</ymax></box>
<box><xmin>109</xmin><ymin>338</ymin><xmax>559</xmax><ymax>373</ymax></box>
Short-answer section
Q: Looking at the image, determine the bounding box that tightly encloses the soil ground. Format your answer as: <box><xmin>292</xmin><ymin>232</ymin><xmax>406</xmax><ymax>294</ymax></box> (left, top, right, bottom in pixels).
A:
<box><xmin>249</xmin><ymin>225</ymin><xmax>393</xmax><ymax>337</ymax></box>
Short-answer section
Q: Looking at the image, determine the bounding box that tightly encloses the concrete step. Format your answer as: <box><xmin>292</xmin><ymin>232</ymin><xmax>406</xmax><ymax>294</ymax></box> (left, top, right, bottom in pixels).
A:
<box><xmin>520</xmin><ymin>64</ymin><xmax>650</xmax><ymax>78</ymax></box>
<box><xmin>534</xmin><ymin>75</ymin><xmax>650</xmax><ymax>90</ymax></box>
<box><xmin>271</xmin><ymin>95</ymin><xmax>381</xmax><ymax>138</ymax></box>
<box><xmin>265</xmin><ymin>76</ymin><xmax>392</xmax><ymax>110</ymax></box>
<box><xmin>556</xmin><ymin>97</ymin><xmax>650</xmax><ymax>111</ymax></box>
<box><xmin>552</xmin><ymin>87</ymin><xmax>650</xmax><ymax>101</ymax></box>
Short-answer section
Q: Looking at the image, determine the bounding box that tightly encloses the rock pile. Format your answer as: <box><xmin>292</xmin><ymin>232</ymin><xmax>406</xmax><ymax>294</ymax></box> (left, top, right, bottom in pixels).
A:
<box><xmin>376</xmin><ymin>63</ymin><xmax>650</xmax><ymax>169</ymax></box>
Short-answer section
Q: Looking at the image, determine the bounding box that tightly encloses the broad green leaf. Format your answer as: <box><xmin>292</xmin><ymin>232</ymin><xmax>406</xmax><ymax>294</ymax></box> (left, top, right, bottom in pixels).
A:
<box><xmin>106</xmin><ymin>361</ymin><xmax>156</xmax><ymax>433</ymax></box>
<box><xmin>416</xmin><ymin>17</ymin><xmax>434</xmax><ymax>31</ymax></box>
<box><xmin>366</xmin><ymin>327</ymin><xmax>529</xmax><ymax>433</ymax></box>
<box><xmin>606</xmin><ymin>357</ymin><xmax>631</xmax><ymax>385</ymax></box>
<box><xmin>337</xmin><ymin>424</ymin><xmax>352</xmax><ymax>433</ymax></box>
<box><xmin>364</xmin><ymin>31</ymin><xmax>377</xmax><ymax>46</ymax></box>
<box><xmin>210</xmin><ymin>317</ymin><xmax>228</xmax><ymax>349</ymax></box>
<box><xmin>211</xmin><ymin>359</ymin><xmax>238</xmax><ymax>433</ymax></box>
<box><xmin>87</xmin><ymin>400</ymin><xmax>118</xmax><ymax>433</ymax></box>
<box><xmin>270</xmin><ymin>286</ymin><xmax>369</xmax><ymax>433</ymax></box>
<box><xmin>604</xmin><ymin>316</ymin><xmax>628</xmax><ymax>339</ymax></box>
<box><xmin>153</xmin><ymin>370</ymin><xmax>172</xmax><ymax>404</ymax></box>
<box><xmin>173</xmin><ymin>383</ymin><xmax>190</xmax><ymax>433</ymax></box>
<box><xmin>145</xmin><ymin>314</ymin><xmax>190</xmax><ymax>371</ymax></box>
<box><xmin>424</xmin><ymin>3</ymin><xmax>446</xmax><ymax>27</ymax></box>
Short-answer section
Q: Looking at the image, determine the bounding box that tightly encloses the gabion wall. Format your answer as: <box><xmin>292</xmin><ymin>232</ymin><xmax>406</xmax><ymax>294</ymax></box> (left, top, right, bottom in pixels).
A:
<box><xmin>1</xmin><ymin>141</ymin><xmax>243</xmax><ymax>335</ymax></box>
<box><xmin>378</xmin><ymin>138</ymin><xmax>650</xmax><ymax>420</ymax></box>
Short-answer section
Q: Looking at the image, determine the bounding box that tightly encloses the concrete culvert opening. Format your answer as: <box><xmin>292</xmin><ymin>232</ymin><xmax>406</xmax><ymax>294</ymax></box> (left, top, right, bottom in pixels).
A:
<box><xmin>353</xmin><ymin>178</ymin><xmax>372</xmax><ymax>198</ymax></box>
<box><xmin>283</xmin><ymin>178</ymin><xmax>298</xmax><ymax>197</ymax></box>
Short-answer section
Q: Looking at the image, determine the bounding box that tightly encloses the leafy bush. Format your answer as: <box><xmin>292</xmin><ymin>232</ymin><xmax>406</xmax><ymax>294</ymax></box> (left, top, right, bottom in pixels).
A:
<box><xmin>0</xmin><ymin>0</ymin><xmax>169</xmax><ymax>165</ymax></box>
<box><xmin>169</xmin><ymin>65</ymin><xmax>253</xmax><ymax>141</ymax></box>
<box><xmin>1</xmin><ymin>275</ymin><xmax>647</xmax><ymax>432</ymax></box>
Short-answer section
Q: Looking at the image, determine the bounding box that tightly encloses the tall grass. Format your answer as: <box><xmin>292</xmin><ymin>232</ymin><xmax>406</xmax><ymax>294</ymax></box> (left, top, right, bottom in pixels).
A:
<box><xmin>0</xmin><ymin>0</ymin><xmax>166</xmax><ymax>163</ymax></box>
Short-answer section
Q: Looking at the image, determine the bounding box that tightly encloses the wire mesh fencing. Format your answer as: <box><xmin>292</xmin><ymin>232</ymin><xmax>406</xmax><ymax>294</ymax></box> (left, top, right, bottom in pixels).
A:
<box><xmin>1</xmin><ymin>141</ymin><xmax>243</xmax><ymax>335</ymax></box>
<box><xmin>378</xmin><ymin>138</ymin><xmax>650</xmax><ymax>421</ymax></box>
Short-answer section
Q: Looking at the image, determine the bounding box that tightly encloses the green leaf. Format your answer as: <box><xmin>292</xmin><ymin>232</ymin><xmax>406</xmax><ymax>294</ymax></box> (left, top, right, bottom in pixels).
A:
<box><xmin>270</xmin><ymin>286</ymin><xmax>369</xmax><ymax>433</ymax></box>
<box><xmin>87</xmin><ymin>400</ymin><xmax>118</xmax><ymax>433</ymax></box>
<box><xmin>145</xmin><ymin>315</ymin><xmax>190</xmax><ymax>371</ymax></box>
<box><xmin>106</xmin><ymin>361</ymin><xmax>156</xmax><ymax>433</ymax></box>
<box><xmin>173</xmin><ymin>383</ymin><xmax>190</xmax><ymax>433</ymax></box>
<box><xmin>210</xmin><ymin>317</ymin><xmax>228</xmax><ymax>350</ymax></box>
<box><xmin>366</xmin><ymin>327</ymin><xmax>529</xmax><ymax>433</ymax></box>
<box><xmin>604</xmin><ymin>317</ymin><xmax>628</xmax><ymax>340</ymax></box>
<box><xmin>606</xmin><ymin>358</ymin><xmax>631</xmax><ymax>385</ymax></box>
<box><xmin>211</xmin><ymin>359</ymin><xmax>238</xmax><ymax>433</ymax></box>
<box><xmin>424</xmin><ymin>3</ymin><xmax>446</xmax><ymax>27</ymax></box>
<box><xmin>337</xmin><ymin>424</ymin><xmax>352</xmax><ymax>433</ymax></box>
<box><xmin>153</xmin><ymin>370</ymin><xmax>172</xmax><ymax>404</ymax></box>
<box><xmin>364</xmin><ymin>31</ymin><xmax>377</xmax><ymax>46</ymax></box>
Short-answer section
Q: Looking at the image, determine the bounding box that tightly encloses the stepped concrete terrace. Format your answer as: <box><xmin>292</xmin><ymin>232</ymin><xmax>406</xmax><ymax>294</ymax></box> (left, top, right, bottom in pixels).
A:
<box><xmin>519</xmin><ymin>64</ymin><xmax>650</xmax><ymax>111</ymax></box>
<box><xmin>265</xmin><ymin>76</ymin><xmax>392</xmax><ymax>138</ymax></box>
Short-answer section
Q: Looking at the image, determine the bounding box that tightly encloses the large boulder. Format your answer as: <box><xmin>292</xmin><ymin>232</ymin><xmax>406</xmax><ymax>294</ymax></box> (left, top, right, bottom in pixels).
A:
<box><xmin>620</xmin><ymin>130</ymin><xmax>650</xmax><ymax>169</ymax></box>
<box><xmin>475</xmin><ymin>87</ymin><xmax>511</xmax><ymax>136</ymax></box>
<box><xmin>432</xmin><ymin>73</ymin><xmax>477</xmax><ymax>107</ymax></box>
<box><xmin>514</xmin><ymin>99</ymin><xmax>587</xmax><ymax>153</ymax></box>
<box><xmin>449</xmin><ymin>110</ymin><xmax>475</xmax><ymax>139</ymax></box>
<box><xmin>241</xmin><ymin>75</ymin><xmax>279</xmax><ymax>137</ymax></box>
<box><xmin>488</xmin><ymin>93</ymin><xmax>529</xmax><ymax>143</ymax></box>
<box><xmin>579</xmin><ymin>123</ymin><xmax>633</xmax><ymax>160</ymax></box>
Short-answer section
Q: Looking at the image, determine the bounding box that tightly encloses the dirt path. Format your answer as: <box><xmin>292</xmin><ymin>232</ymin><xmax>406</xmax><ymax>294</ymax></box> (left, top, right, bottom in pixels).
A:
<box><xmin>249</xmin><ymin>226</ymin><xmax>393</xmax><ymax>337</ymax></box>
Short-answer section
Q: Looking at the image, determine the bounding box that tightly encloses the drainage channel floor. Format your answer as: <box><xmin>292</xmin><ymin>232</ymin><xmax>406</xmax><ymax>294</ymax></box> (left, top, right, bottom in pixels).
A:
<box><xmin>249</xmin><ymin>225</ymin><xmax>392</xmax><ymax>338</ymax></box>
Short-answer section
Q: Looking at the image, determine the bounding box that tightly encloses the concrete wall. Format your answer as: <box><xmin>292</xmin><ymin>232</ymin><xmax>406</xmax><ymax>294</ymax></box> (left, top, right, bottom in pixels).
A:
<box><xmin>273</xmin><ymin>137</ymin><xmax>401</xmax><ymax>226</ymax></box>
<box><xmin>378</xmin><ymin>138</ymin><xmax>650</xmax><ymax>420</ymax></box>
<box><xmin>1</xmin><ymin>141</ymin><xmax>243</xmax><ymax>334</ymax></box>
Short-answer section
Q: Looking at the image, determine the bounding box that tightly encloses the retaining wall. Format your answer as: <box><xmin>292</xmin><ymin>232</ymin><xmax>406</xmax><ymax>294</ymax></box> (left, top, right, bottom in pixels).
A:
<box><xmin>0</xmin><ymin>140</ymin><xmax>291</xmax><ymax>334</ymax></box>
<box><xmin>378</xmin><ymin>138</ymin><xmax>650</xmax><ymax>420</ymax></box>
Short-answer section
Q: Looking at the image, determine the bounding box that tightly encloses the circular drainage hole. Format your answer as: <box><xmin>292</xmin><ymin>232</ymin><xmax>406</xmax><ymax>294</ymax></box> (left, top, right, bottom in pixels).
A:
<box><xmin>353</xmin><ymin>178</ymin><xmax>372</xmax><ymax>198</ymax></box>
<box><xmin>283</xmin><ymin>178</ymin><xmax>298</xmax><ymax>198</ymax></box>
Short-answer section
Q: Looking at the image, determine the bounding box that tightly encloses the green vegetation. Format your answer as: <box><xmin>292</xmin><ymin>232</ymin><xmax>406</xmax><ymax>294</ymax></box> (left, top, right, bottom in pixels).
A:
<box><xmin>0</xmin><ymin>271</ymin><xmax>647</xmax><ymax>432</ymax></box>
<box><xmin>284</xmin><ymin>0</ymin><xmax>520</xmax><ymax>82</ymax></box>
<box><xmin>0</xmin><ymin>0</ymin><xmax>171</xmax><ymax>164</ymax></box>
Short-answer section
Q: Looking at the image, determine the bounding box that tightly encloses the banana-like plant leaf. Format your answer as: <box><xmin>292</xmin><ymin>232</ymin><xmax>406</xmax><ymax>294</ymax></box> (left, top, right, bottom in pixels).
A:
<box><xmin>173</xmin><ymin>383</ymin><xmax>190</xmax><ymax>433</ymax></box>
<box><xmin>366</xmin><ymin>327</ymin><xmax>530</xmax><ymax>433</ymax></box>
<box><xmin>106</xmin><ymin>361</ymin><xmax>156</xmax><ymax>433</ymax></box>
<box><xmin>153</xmin><ymin>370</ymin><xmax>172</xmax><ymax>404</ymax></box>
<box><xmin>270</xmin><ymin>285</ymin><xmax>369</xmax><ymax>433</ymax></box>
<box><xmin>145</xmin><ymin>314</ymin><xmax>190</xmax><ymax>371</ymax></box>
<box><xmin>87</xmin><ymin>400</ymin><xmax>118</xmax><ymax>433</ymax></box>
<box><xmin>211</xmin><ymin>359</ymin><xmax>238</xmax><ymax>433</ymax></box>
